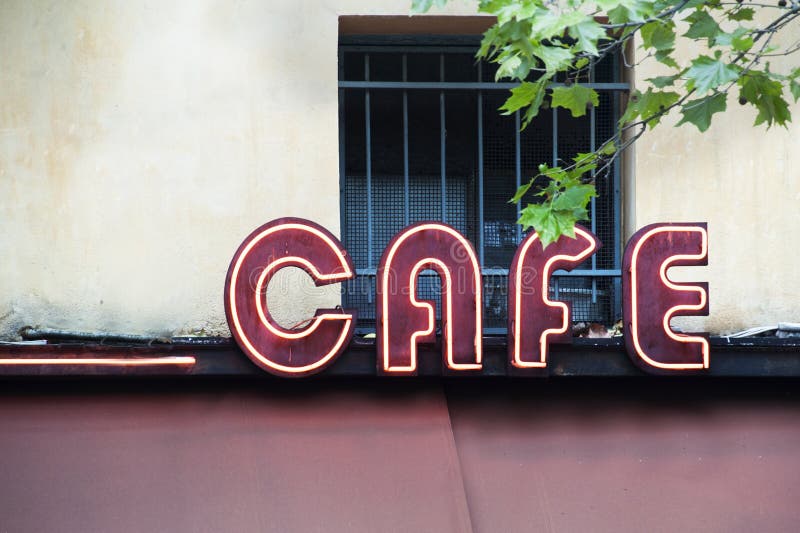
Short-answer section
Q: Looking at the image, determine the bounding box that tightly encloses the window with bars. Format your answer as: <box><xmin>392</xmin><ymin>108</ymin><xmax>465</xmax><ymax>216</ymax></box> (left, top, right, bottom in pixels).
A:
<box><xmin>339</xmin><ymin>35</ymin><xmax>627</xmax><ymax>334</ymax></box>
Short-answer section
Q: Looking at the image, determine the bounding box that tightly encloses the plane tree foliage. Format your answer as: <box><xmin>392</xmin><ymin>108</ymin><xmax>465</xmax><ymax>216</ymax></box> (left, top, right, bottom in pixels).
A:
<box><xmin>413</xmin><ymin>0</ymin><xmax>800</xmax><ymax>246</ymax></box>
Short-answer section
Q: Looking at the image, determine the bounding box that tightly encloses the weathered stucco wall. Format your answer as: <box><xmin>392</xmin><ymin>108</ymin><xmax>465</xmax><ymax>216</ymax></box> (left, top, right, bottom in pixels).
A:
<box><xmin>632</xmin><ymin>11</ymin><xmax>800</xmax><ymax>333</ymax></box>
<box><xmin>0</xmin><ymin>0</ymin><xmax>467</xmax><ymax>338</ymax></box>
<box><xmin>0</xmin><ymin>1</ymin><xmax>797</xmax><ymax>338</ymax></box>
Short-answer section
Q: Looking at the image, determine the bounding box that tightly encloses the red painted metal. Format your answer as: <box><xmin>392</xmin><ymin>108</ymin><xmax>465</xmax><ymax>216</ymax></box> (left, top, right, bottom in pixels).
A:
<box><xmin>376</xmin><ymin>222</ymin><xmax>482</xmax><ymax>375</ymax></box>
<box><xmin>1</xmin><ymin>381</ymin><xmax>798</xmax><ymax>531</ymax></box>
<box><xmin>622</xmin><ymin>222</ymin><xmax>709</xmax><ymax>374</ymax></box>
<box><xmin>507</xmin><ymin>225</ymin><xmax>600</xmax><ymax>374</ymax></box>
<box><xmin>224</xmin><ymin>217</ymin><xmax>356</xmax><ymax>377</ymax></box>
<box><xmin>447</xmin><ymin>380</ymin><xmax>800</xmax><ymax>533</ymax></box>
<box><xmin>0</xmin><ymin>382</ymin><xmax>473</xmax><ymax>532</ymax></box>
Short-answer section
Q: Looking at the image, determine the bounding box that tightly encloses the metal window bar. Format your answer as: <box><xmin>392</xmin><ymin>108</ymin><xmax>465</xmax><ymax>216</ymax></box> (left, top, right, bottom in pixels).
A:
<box><xmin>552</xmin><ymin>96</ymin><xmax>559</xmax><ymax>302</ymax></box>
<box><xmin>339</xmin><ymin>81</ymin><xmax>629</xmax><ymax>90</ymax></box>
<box><xmin>403</xmin><ymin>54</ymin><xmax>410</xmax><ymax>226</ymax></box>
<box><xmin>612</xmin><ymin>51</ymin><xmax>623</xmax><ymax>318</ymax></box>
<box><xmin>339</xmin><ymin>46</ymin><xmax>627</xmax><ymax>333</ymax></box>
<box><xmin>477</xmin><ymin>61</ymin><xmax>485</xmax><ymax>266</ymax></box>
<box><xmin>514</xmin><ymin>111</ymin><xmax>521</xmax><ymax>244</ymax></box>
<box><xmin>338</xmin><ymin>48</ymin><xmax>346</xmax><ymax>246</ymax></box>
<box><xmin>440</xmin><ymin>53</ymin><xmax>447</xmax><ymax>223</ymax></box>
<box><xmin>590</xmin><ymin>64</ymin><xmax>597</xmax><ymax>304</ymax></box>
<box><xmin>364</xmin><ymin>54</ymin><xmax>373</xmax><ymax>270</ymax></box>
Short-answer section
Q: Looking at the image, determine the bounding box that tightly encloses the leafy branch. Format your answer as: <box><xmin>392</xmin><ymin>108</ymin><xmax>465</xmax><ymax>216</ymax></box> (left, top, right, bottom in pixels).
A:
<box><xmin>413</xmin><ymin>0</ymin><xmax>800</xmax><ymax>247</ymax></box>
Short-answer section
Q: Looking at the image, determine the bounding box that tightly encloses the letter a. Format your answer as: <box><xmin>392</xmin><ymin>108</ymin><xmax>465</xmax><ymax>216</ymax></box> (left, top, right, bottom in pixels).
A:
<box><xmin>377</xmin><ymin>222</ymin><xmax>482</xmax><ymax>375</ymax></box>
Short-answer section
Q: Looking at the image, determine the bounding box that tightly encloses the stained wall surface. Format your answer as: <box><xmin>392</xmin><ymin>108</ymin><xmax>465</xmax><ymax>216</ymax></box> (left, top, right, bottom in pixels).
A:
<box><xmin>631</xmin><ymin>10</ymin><xmax>800</xmax><ymax>333</ymax></box>
<box><xmin>1</xmin><ymin>1</ymin><xmax>798</xmax><ymax>337</ymax></box>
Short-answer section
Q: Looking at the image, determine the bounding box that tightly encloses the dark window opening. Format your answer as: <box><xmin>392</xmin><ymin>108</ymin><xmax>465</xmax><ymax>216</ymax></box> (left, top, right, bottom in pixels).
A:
<box><xmin>339</xmin><ymin>36</ymin><xmax>626</xmax><ymax>334</ymax></box>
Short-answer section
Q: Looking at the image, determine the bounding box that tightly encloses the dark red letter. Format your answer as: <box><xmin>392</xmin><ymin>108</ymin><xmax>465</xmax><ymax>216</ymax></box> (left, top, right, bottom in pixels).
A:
<box><xmin>623</xmin><ymin>222</ymin><xmax>709</xmax><ymax>373</ymax></box>
<box><xmin>508</xmin><ymin>226</ymin><xmax>600</xmax><ymax>369</ymax></box>
<box><xmin>377</xmin><ymin>222</ymin><xmax>482</xmax><ymax>375</ymax></box>
<box><xmin>225</xmin><ymin>218</ymin><xmax>356</xmax><ymax>377</ymax></box>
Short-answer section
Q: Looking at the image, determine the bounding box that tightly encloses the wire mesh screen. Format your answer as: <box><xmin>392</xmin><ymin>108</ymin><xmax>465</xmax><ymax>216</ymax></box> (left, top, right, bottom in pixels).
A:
<box><xmin>340</xmin><ymin>43</ymin><xmax>622</xmax><ymax>333</ymax></box>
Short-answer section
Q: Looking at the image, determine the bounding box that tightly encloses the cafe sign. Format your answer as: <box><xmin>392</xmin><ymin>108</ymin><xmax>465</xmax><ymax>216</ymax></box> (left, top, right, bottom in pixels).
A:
<box><xmin>225</xmin><ymin>218</ymin><xmax>709</xmax><ymax>377</ymax></box>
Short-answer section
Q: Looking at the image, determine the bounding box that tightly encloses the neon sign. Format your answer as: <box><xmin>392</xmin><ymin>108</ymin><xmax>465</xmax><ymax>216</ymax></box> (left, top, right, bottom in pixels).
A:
<box><xmin>377</xmin><ymin>222</ymin><xmax>482</xmax><ymax>375</ymax></box>
<box><xmin>222</xmin><ymin>218</ymin><xmax>710</xmax><ymax>377</ymax></box>
<box><xmin>508</xmin><ymin>225</ymin><xmax>599</xmax><ymax>371</ymax></box>
<box><xmin>622</xmin><ymin>223</ymin><xmax>709</xmax><ymax>373</ymax></box>
<box><xmin>224</xmin><ymin>218</ymin><xmax>356</xmax><ymax>377</ymax></box>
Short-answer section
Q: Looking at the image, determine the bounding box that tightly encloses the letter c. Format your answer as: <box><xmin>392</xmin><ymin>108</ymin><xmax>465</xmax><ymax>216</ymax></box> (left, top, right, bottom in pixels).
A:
<box><xmin>224</xmin><ymin>218</ymin><xmax>356</xmax><ymax>377</ymax></box>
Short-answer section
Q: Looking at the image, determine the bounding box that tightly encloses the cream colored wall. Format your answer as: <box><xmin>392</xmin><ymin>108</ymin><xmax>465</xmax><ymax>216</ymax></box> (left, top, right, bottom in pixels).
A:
<box><xmin>0</xmin><ymin>0</ymin><xmax>477</xmax><ymax>339</ymax></box>
<box><xmin>0</xmin><ymin>1</ymin><xmax>796</xmax><ymax>339</ymax></box>
<box><xmin>632</xmin><ymin>13</ymin><xmax>800</xmax><ymax>333</ymax></box>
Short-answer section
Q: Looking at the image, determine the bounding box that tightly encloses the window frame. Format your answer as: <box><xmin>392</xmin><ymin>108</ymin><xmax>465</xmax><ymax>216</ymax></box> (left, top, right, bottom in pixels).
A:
<box><xmin>338</xmin><ymin>34</ymin><xmax>628</xmax><ymax>335</ymax></box>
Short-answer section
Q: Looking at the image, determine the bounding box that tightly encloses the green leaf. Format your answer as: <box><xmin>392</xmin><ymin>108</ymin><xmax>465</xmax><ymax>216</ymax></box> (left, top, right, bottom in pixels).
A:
<box><xmin>683</xmin><ymin>0</ymin><xmax>708</xmax><ymax>8</ymax></box>
<box><xmin>714</xmin><ymin>27</ymin><xmax>753</xmax><ymax>51</ymax></box>
<box><xmin>605</xmin><ymin>0</ymin><xmax>652</xmax><ymax>25</ymax></box>
<box><xmin>518</xmin><ymin>181</ymin><xmax>597</xmax><ymax>248</ymax></box>
<box><xmin>647</xmin><ymin>74</ymin><xmax>680</xmax><ymax>88</ymax></box>
<box><xmin>655</xmin><ymin>49</ymin><xmax>679</xmax><ymax>68</ymax></box>
<box><xmin>532</xmin><ymin>45</ymin><xmax>574</xmax><ymax>73</ymax></box>
<box><xmin>565</xmin><ymin>162</ymin><xmax>597</xmax><ymax>182</ymax></box>
<box><xmin>531</xmin><ymin>9</ymin><xmax>586</xmax><ymax>39</ymax></box>
<box><xmin>594</xmin><ymin>0</ymin><xmax>625</xmax><ymax>10</ymax></box>
<box><xmin>676</xmin><ymin>93</ymin><xmax>727</xmax><ymax>132</ymax></box>
<box><xmin>684</xmin><ymin>10</ymin><xmax>721</xmax><ymax>40</ymax></box>
<box><xmin>728</xmin><ymin>8</ymin><xmax>755</xmax><ymax>21</ymax></box>
<box><xmin>731</xmin><ymin>35</ymin><xmax>754</xmax><ymax>52</ymax></box>
<box><xmin>754</xmin><ymin>94</ymin><xmax>791</xmax><ymax>128</ymax></box>
<box><xmin>791</xmin><ymin>80</ymin><xmax>800</xmax><ymax>103</ymax></box>
<box><xmin>552</xmin><ymin>210</ymin><xmax>579</xmax><ymax>239</ymax></box>
<box><xmin>499</xmin><ymin>81</ymin><xmax>541</xmax><ymax>115</ymax></box>
<box><xmin>551</xmin><ymin>84</ymin><xmax>599</xmax><ymax>118</ymax></box>
<box><xmin>510</xmin><ymin>181</ymin><xmax>533</xmax><ymax>204</ymax></box>
<box><xmin>740</xmin><ymin>72</ymin><xmax>792</xmax><ymax>127</ymax></box>
<box><xmin>553</xmin><ymin>184</ymin><xmax>597</xmax><ymax>214</ymax></box>
<box><xmin>568</xmin><ymin>17</ymin><xmax>606</xmax><ymax>56</ymax></box>
<box><xmin>499</xmin><ymin>77</ymin><xmax>551</xmax><ymax>128</ymax></box>
<box><xmin>521</xmin><ymin>82</ymin><xmax>549</xmax><ymax>128</ymax></box>
<box><xmin>573</xmin><ymin>151</ymin><xmax>598</xmax><ymax>165</ymax></box>
<box><xmin>518</xmin><ymin>203</ymin><xmax>553</xmax><ymax>238</ymax></box>
<box><xmin>477</xmin><ymin>25</ymin><xmax>501</xmax><ymax>59</ymax></box>
<box><xmin>685</xmin><ymin>55</ymin><xmax>739</xmax><ymax>95</ymax></box>
<box><xmin>538</xmin><ymin>164</ymin><xmax>567</xmax><ymax>182</ymax></box>
<box><xmin>518</xmin><ymin>203</ymin><xmax>563</xmax><ymax>249</ymax></box>
<box><xmin>484</xmin><ymin>1</ymin><xmax>531</xmax><ymax>24</ymax></box>
<box><xmin>410</xmin><ymin>0</ymin><xmax>447</xmax><ymax>14</ymax></box>
<box><xmin>598</xmin><ymin>140</ymin><xmax>617</xmax><ymax>155</ymax></box>
<box><xmin>495</xmin><ymin>54</ymin><xmax>523</xmax><ymax>81</ymax></box>
<box><xmin>619</xmin><ymin>88</ymin><xmax>680</xmax><ymax>128</ymax></box>
<box><xmin>640</xmin><ymin>21</ymin><xmax>675</xmax><ymax>52</ymax></box>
